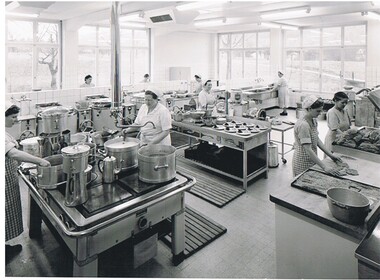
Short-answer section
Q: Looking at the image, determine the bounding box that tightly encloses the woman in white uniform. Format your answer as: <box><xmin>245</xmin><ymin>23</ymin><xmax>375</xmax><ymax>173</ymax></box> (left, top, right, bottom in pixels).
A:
<box><xmin>123</xmin><ymin>89</ymin><xmax>172</xmax><ymax>146</ymax></box>
<box><xmin>324</xmin><ymin>91</ymin><xmax>351</xmax><ymax>154</ymax></box>
<box><xmin>198</xmin><ymin>80</ymin><xmax>216</xmax><ymax>109</ymax></box>
<box><xmin>80</xmin><ymin>74</ymin><xmax>95</xmax><ymax>87</ymax></box>
<box><xmin>194</xmin><ymin>75</ymin><xmax>203</xmax><ymax>94</ymax></box>
<box><xmin>276</xmin><ymin>70</ymin><xmax>289</xmax><ymax>116</ymax></box>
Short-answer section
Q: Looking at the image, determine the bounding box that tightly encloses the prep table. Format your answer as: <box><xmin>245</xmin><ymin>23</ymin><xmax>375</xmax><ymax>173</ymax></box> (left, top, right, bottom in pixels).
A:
<box><xmin>19</xmin><ymin>166</ymin><xmax>195</xmax><ymax>277</ymax></box>
<box><xmin>270</xmin><ymin>154</ymin><xmax>380</xmax><ymax>279</ymax></box>
<box><xmin>172</xmin><ymin>116</ymin><xmax>270</xmax><ymax>191</ymax></box>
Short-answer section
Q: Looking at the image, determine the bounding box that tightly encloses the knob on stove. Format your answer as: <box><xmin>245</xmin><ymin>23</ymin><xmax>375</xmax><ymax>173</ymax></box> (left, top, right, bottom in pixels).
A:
<box><xmin>138</xmin><ymin>216</ymin><xmax>148</xmax><ymax>229</ymax></box>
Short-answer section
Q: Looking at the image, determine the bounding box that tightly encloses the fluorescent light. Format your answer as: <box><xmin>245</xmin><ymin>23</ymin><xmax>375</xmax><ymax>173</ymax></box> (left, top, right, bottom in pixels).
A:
<box><xmin>194</xmin><ymin>17</ymin><xmax>226</xmax><ymax>27</ymax></box>
<box><xmin>6</xmin><ymin>12</ymin><xmax>39</xmax><ymax>18</ymax></box>
<box><xmin>261</xmin><ymin>5</ymin><xmax>311</xmax><ymax>19</ymax></box>
<box><xmin>176</xmin><ymin>2</ymin><xmax>224</xmax><ymax>11</ymax></box>
<box><xmin>6</xmin><ymin>1</ymin><xmax>20</xmax><ymax>12</ymax></box>
<box><xmin>362</xmin><ymin>11</ymin><xmax>380</xmax><ymax>20</ymax></box>
<box><xmin>259</xmin><ymin>22</ymin><xmax>281</xmax><ymax>29</ymax></box>
<box><xmin>119</xmin><ymin>10</ymin><xmax>144</xmax><ymax>22</ymax></box>
<box><xmin>281</xmin><ymin>24</ymin><xmax>299</xmax><ymax>31</ymax></box>
<box><xmin>120</xmin><ymin>21</ymin><xmax>146</xmax><ymax>28</ymax></box>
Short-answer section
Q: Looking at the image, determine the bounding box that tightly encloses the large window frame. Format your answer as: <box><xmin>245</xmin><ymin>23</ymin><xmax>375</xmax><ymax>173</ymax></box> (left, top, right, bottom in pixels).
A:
<box><xmin>5</xmin><ymin>18</ymin><xmax>62</xmax><ymax>93</ymax></box>
<box><xmin>283</xmin><ymin>23</ymin><xmax>367</xmax><ymax>94</ymax></box>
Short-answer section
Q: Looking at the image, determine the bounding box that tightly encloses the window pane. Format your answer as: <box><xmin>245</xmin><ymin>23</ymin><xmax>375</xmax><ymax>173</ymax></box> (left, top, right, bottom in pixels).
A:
<box><xmin>37</xmin><ymin>47</ymin><xmax>59</xmax><ymax>90</ymax></box>
<box><xmin>244</xmin><ymin>33</ymin><xmax>256</xmax><ymax>48</ymax></box>
<box><xmin>284</xmin><ymin>30</ymin><xmax>300</xmax><ymax>47</ymax></box>
<box><xmin>7</xmin><ymin>20</ymin><xmax>33</xmax><ymax>42</ymax></box>
<box><xmin>219</xmin><ymin>34</ymin><xmax>230</xmax><ymax>48</ymax></box>
<box><xmin>219</xmin><ymin>50</ymin><xmax>229</xmax><ymax>80</ymax></box>
<box><xmin>344</xmin><ymin>25</ymin><xmax>366</xmax><ymax>46</ymax></box>
<box><xmin>258</xmin><ymin>32</ymin><xmax>270</xmax><ymax>47</ymax></box>
<box><xmin>303</xmin><ymin>29</ymin><xmax>320</xmax><ymax>47</ymax></box>
<box><xmin>257</xmin><ymin>50</ymin><xmax>270</xmax><ymax>81</ymax></box>
<box><xmin>98</xmin><ymin>49</ymin><xmax>111</xmax><ymax>86</ymax></box>
<box><xmin>78</xmin><ymin>26</ymin><xmax>97</xmax><ymax>45</ymax></box>
<box><xmin>7</xmin><ymin>46</ymin><xmax>33</xmax><ymax>92</ymax></box>
<box><xmin>78</xmin><ymin>48</ymin><xmax>96</xmax><ymax>86</ymax></box>
<box><xmin>231</xmin><ymin>34</ymin><xmax>243</xmax><ymax>48</ymax></box>
<box><xmin>285</xmin><ymin>50</ymin><xmax>301</xmax><ymax>89</ymax></box>
<box><xmin>121</xmin><ymin>49</ymin><xmax>132</xmax><ymax>85</ymax></box>
<box><xmin>322</xmin><ymin>27</ymin><xmax>341</xmax><ymax>46</ymax></box>
<box><xmin>98</xmin><ymin>27</ymin><xmax>110</xmax><ymax>47</ymax></box>
<box><xmin>134</xmin><ymin>30</ymin><xmax>149</xmax><ymax>47</ymax></box>
<box><xmin>231</xmin><ymin>51</ymin><xmax>243</xmax><ymax>79</ymax></box>
<box><xmin>37</xmin><ymin>22</ymin><xmax>59</xmax><ymax>43</ymax></box>
<box><xmin>133</xmin><ymin>49</ymin><xmax>149</xmax><ymax>84</ymax></box>
<box><xmin>303</xmin><ymin>49</ymin><xmax>320</xmax><ymax>91</ymax></box>
<box><xmin>343</xmin><ymin>47</ymin><xmax>366</xmax><ymax>88</ymax></box>
<box><xmin>120</xmin><ymin>28</ymin><xmax>133</xmax><ymax>47</ymax></box>
<box><xmin>244</xmin><ymin>51</ymin><xmax>257</xmax><ymax>78</ymax></box>
<box><xmin>322</xmin><ymin>49</ymin><xmax>342</xmax><ymax>93</ymax></box>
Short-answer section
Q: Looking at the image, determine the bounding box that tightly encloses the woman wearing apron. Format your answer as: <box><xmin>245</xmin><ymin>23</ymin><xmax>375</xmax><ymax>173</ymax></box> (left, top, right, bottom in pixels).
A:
<box><xmin>123</xmin><ymin>89</ymin><xmax>172</xmax><ymax>146</ymax></box>
<box><xmin>5</xmin><ymin>102</ymin><xmax>50</xmax><ymax>261</ymax></box>
<box><xmin>276</xmin><ymin>70</ymin><xmax>289</xmax><ymax>116</ymax></box>
<box><xmin>198</xmin><ymin>80</ymin><xmax>216</xmax><ymax>109</ymax></box>
<box><xmin>292</xmin><ymin>95</ymin><xmax>342</xmax><ymax>177</ymax></box>
<box><xmin>324</xmin><ymin>91</ymin><xmax>351</xmax><ymax>154</ymax></box>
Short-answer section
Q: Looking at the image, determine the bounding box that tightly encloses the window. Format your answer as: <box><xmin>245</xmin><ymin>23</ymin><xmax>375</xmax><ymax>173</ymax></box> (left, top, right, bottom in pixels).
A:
<box><xmin>6</xmin><ymin>19</ymin><xmax>60</xmax><ymax>93</ymax></box>
<box><xmin>283</xmin><ymin>24</ymin><xmax>366</xmax><ymax>93</ymax></box>
<box><xmin>218</xmin><ymin>31</ymin><xmax>270</xmax><ymax>82</ymax></box>
<box><xmin>77</xmin><ymin>26</ymin><xmax>150</xmax><ymax>86</ymax></box>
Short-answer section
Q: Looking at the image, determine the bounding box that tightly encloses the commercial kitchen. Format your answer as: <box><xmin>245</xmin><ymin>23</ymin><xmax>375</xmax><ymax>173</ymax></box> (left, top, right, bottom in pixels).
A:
<box><xmin>3</xmin><ymin>1</ymin><xmax>380</xmax><ymax>278</ymax></box>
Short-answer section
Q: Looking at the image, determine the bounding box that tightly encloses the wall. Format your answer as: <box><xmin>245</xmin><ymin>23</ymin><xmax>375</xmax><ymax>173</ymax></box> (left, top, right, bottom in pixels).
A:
<box><xmin>152</xmin><ymin>30</ymin><xmax>216</xmax><ymax>82</ymax></box>
<box><xmin>366</xmin><ymin>20</ymin><xmax>380</xmax><ymax>87</ymax></box>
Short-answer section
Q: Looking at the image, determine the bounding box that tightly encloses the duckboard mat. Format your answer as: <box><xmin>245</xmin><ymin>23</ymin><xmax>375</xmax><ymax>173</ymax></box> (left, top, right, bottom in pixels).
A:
<box><xmin>291</xmin><ymin>169</ymin><xmax>380</xmax><ymax>207</ymax></box>
<box><xmin>177</xmin><ymin>162</ymin><xmax>245</xmax><ymax>208</ymax></box>
<box><xmin>160</xmin><ymin>205</ymin><xmax>227</xmax><ymax>258</ymax></box>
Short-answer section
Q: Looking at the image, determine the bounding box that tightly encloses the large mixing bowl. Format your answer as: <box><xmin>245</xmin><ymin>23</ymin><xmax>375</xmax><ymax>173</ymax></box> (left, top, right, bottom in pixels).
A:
<box><xmin>189</xmin><ymin>110</ymin><xmax>205</xmax><ymax>120</ymax></box>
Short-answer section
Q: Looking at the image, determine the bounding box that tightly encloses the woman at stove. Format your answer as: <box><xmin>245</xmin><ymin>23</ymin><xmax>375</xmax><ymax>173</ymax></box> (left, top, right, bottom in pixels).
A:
<box><xmin>292</xmin><ymin>95</ymin><xmax>342</xmax><ymax>177</ymax></box>
<box><xmin>123</xmin><ymin>88</ymin><xmax>172</xmax><ymax>146</ymax></box>
<box><xmin>5</xmin><ymin>101</ymin><xmax>50</xmax><ymax>262</ymax></box>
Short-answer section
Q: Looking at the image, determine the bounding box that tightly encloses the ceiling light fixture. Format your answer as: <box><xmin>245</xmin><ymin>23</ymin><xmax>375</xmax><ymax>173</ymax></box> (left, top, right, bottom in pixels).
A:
<box><xmin>361</xmin><ymin>11</ymin><xmax>380</xmax><ymax>20</ymax></box>
<box><xmin>194</xmin><ymin>17</ymin><xmax>227</xmax><ymax>27</ymax></box>
<box><xmin>120</xmin><ymin>21</ymin><xmax>146</xmax><ymax>28</ymax></box>
<box><xmin>119</xmin><ymin>10</ymin><xmax>145</xmax><ymax>21</ymax></box>
<box><xmin>176</xmin><ymin>1</ymin><xmax>226</xmax><ymax>11</ymax></box>
<box><xmin>6</xmin><ymin>12</ymin><xmax>39</xmax><ymax>18</ymax></box>
<box><xmin>258</xmin><ymin>22</ymin><xmax>299</xmax><ymax>31</ymax></box>
<box><xmin>260</xmin><ymin>5</ymin><xmax>311</xmax><ymax>19</ymax></box>
<box><xmin>6</xmin><ymin>1</ymin><xmax>20</xmax><ymax>12</ymax></box>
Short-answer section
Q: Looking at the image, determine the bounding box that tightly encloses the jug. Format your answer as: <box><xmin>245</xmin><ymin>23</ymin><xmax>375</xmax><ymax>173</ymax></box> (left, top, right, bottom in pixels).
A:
<box><xmin>100</xmin><ymin>155</ymin><xmax>121</xmax><ymax>183</ymax></box>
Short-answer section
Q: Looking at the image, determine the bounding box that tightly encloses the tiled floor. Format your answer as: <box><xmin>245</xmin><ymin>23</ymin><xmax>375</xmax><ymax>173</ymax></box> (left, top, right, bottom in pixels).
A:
<box><xmin>5</xmin><ymin>108</ymin><xmax>331</xmax><ymax>278</ymax></box>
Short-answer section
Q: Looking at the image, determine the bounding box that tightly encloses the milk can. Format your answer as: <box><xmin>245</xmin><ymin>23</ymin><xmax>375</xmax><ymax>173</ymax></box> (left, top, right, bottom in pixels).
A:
<box><xmin>268</xmin><ymin>142</ymin><xmax>279</xmax><ymax>168</ymax></box>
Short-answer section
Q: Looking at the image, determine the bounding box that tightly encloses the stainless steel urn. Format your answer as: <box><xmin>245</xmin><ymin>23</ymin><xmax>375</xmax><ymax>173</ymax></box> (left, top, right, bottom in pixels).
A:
<box><xmin>268</xmin><ymin>142</ymin><xmax>279</xmax><ymax>168</ymax></box>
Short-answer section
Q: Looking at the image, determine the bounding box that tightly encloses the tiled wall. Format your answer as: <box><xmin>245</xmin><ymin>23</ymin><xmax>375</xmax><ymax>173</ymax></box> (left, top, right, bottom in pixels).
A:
<box><xmin>122</xmin><ymin>80</ymin><xmax>189</xmax><ymax>94</ymax></box>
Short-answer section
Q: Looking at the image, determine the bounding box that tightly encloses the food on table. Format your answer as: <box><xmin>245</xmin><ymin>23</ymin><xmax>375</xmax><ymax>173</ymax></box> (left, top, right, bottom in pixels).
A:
<box><xmin>346</xmin><ymin>168</ymin><xmax>359</xmax><ymax>176</ymax></box>
<box><xmin>335</xmin><ymin>128</ymin><xmax>380</xmax><ymax>154</ymax></box>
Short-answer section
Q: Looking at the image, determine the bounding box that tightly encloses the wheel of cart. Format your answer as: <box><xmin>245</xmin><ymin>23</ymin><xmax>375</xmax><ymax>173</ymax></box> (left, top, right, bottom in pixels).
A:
<box><xmin>282</xmin><ymin>158</ymin><xmax>287</xmax><ymax>164</ymax></box>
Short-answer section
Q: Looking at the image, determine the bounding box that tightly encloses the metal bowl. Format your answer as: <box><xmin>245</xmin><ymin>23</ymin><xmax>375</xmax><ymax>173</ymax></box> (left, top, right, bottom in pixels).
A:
<box><xmin>189</xmin><ymin>110</ymin><xmax>205</xmax><ymax>119</ymax></box>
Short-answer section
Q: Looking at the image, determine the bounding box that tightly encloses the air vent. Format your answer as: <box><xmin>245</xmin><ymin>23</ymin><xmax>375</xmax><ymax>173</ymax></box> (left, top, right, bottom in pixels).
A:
<box><xmin>150</xmin><ymin>14</ymin><xmax>173</xmax><ymax>23</ymax></box>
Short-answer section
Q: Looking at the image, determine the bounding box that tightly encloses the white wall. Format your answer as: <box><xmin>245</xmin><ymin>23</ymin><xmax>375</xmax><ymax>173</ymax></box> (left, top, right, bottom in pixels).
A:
<box><xmin>152</xmin><ymin>30</ymin><xmax>216</xmax><ymax>82</ymax></box>
<box><xmin>62</xmin><ymin>23</ymin><xmax>79</xmax><ymax>89</ymax></box>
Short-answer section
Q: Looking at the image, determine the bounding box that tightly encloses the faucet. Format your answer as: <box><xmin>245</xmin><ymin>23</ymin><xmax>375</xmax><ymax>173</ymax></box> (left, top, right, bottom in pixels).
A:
<box><xmin>122</xmin><ymin>121</ymin><xmax>155</xmax><ymax>140</ymax></box>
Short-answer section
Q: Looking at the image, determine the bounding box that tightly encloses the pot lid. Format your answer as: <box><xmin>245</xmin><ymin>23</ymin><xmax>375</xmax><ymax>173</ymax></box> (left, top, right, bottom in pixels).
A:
<box><xmin>61</xmin><ymin>144</ymin><xmax>90</xmax><ymax>155</ymax></box>
<box><xmin>20</xmin><ymin>136</ymin><xmax>42</xmax><ymax>145</ymax></box>
<box><xmin>40</xmin><ymin>106</ymin><xmax>69</xmax><ymax>117</ymax></box>
<box><xmin>107</xmin><ymin>140</ymin><xmax>139</xmax><ymax>149</ymax></box>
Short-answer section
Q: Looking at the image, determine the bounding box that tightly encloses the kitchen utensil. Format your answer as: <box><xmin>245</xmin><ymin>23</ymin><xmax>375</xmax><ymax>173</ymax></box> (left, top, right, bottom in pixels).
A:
<box><xmin>102</xmin><ymin>136</ymin><xmax>140</xmax><ymax>171</ymax></box>
<box><xmin>268</xmin><ymin>142</ymin><xmax>279</xmax><ymax>168</ymax></box>
<box><xmin>327</xmin><ymin>187</ymin><xmax>370</xmax><ymax>225</ymax></box>
<box><xmin>99</xmin><ymin>155</ymin><xmax>121</xmax><ymax>183</ymax></box>
<box><xmin>138</xmin><ymin>144</ymin><xmax>176</xmax><ymax>183</ymax></box>
<box><xmin>20</xmin><ymin>136</ymin><xmax>41</xmax><ymax>157</ymax></box>
<box><xmin>36</xmin><ymin>154</ymin><xmax>66</xmax><ymax>189</ymax></box>
<box><xmin>39</xmin><ymin>106</ymin><xmax>69</xmax><ymax>134</ymax></box>
<box><xmin>189</xmin><ymin>110</ymin><xmax>205</xmax><ymax>120</ymax></box>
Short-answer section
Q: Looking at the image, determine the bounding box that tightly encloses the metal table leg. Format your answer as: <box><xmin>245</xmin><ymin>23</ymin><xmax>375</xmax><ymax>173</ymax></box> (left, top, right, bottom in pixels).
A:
<box><xmin>28</xmin><ymin>192</ymin><xmax>42</xmax><ymax>238</ymax></box>
<box><xmin>171</xmin><ymin>207</ymin><xmax>185</xmax><ymax>265</ymax></box>
<box><xmin>73</xmin><ymin>237</ymin><xmax>98</xmax><ymax>277</ymax></box>
<box><xmin>243</xmin><ymin>150</ymin><xmax>248</xmax><ymax>191</ymax></box>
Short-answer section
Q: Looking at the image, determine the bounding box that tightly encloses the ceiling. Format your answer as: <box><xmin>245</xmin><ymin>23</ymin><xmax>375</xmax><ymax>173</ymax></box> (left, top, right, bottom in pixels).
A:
<box><xmin>5</xmin><ymin>1</ymin><xmax>380</xmax><ymax>32</ymax></box>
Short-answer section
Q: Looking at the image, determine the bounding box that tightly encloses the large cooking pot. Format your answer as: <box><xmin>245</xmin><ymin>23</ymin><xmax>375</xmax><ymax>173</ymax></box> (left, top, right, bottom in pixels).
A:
<box><xmin>91</xmin><ymin>130</ymin><xmax>115</xmax><ymax>147</ymax></box>
<box><xmin>61</xmin><ymin>144</ymin><xmax>90</xmax><ymax>174</ymax></box>
<box><xmin>20</xmin><ymin>136</ymin><xmax>41</xmax><ymax>157</ymax></box>
<box><xmin>327</xmin><ymin>187</ymin><xmax>370</xmax><ymax>225</ymax></box>
<box><xmin>36</xmin><ymin>154</ymin><xmax>66</xmax><ymax>189</ymax></box>
<box><xmin>138</xmin><ymin>145</ymin><xmax>176</xmax><ymax>184</ymax></box>
<box><xmin>102</xmin><ymin>136</ymin><xmax>140</xmax><ymax>171</ymax></box>
<box><xmin>39</xmin><ymin>106</ymin><xmax>69</xmax><ymax>134</ymax></box>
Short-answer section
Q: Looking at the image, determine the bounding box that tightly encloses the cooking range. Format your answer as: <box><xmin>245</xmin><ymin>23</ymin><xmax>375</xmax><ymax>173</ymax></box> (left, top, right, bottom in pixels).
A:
<box><xmin>20</xmin><ymin>166</ymin><xmax>195</xmax><ymax>277</ymax></box>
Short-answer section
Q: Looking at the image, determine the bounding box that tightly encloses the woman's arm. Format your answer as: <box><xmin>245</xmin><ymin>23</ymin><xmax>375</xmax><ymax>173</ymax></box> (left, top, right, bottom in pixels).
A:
<box><xmin>303</xmin><ymin>144</ymin><xmax>340</xmax><ymax>176</ymax></box>
<box><xmin>317</xmin><ymin>138</ymin><xmax>341</xmax><ymax>160</ymax></box>
<box><xmin>7</xmin><ymin>148</ymin><xmax>50</xmax><ymax>166</ymax></box>
<box><xmin>149</xmin><ymin>130</ymin><xmax>170</xmax><ymax>145</ymax></box>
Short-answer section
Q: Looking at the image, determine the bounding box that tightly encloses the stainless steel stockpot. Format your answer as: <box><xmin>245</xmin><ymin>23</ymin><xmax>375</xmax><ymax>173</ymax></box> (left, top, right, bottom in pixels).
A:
<box><xmin>20</xmin><ymin>137</ymin><xmax>41</xmax><ymax>157</ymax></box>
<box><xmin>36</xmin><ymin>154</ymin><xmax>66</xmax><ymax>189</ymax></box>
<box><xmin>103</xmin><ymin>136</ymin><xmax>140</xmax><ymax>171</ymax></box>
<box><xmin>61</xmin><ymin>144</ymin><xmax>90</xmax><ymax>174</ymax></box>
<box><xmin>138</xmin><ymin>144</ymin><xmax>176</xmax><ymax>184</ymax></box>
<box><xmin>39</xmin><ymin>106</ymin><xmax>69</xmax><ymax>134</ymax></box>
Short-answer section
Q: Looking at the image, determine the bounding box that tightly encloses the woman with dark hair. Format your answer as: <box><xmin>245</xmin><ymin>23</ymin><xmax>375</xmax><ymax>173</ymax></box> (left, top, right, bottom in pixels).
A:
<box><xmin>81</xmin><ymin>74</ymin><xmax>95</xmax><ymax>87</ymax></box>
<box><xmin>194</xmin><ymin>74</ymin><xmax>203</xmax><ymax>94</ymax></box>
<box><xmin>141</xmin><ymin>73</ymin><xmax>150</xmax><ymax>83</ymax></box>
<box><xmin>198</xmin><ymin>80</ymin><xmax>215</xmax><ymax>109</ymax></box>
<box><xmin>5</xmin><ymin>101</ymin><xmax>50</xmax><ymax>261</ymax></box>
<box><xmin>123</xmin><ymin>88</ymin><xmax>172</xmax><ymax>145</ymax></box>
<box><xmin>324</xmin><ymin>91</ymin><xmax>351</xmax><ymax>153</ymax></box>
<box><xmin>292</xmin><ymin>95</ymin><xmax>342</xmax><ymax>177</ymax></box>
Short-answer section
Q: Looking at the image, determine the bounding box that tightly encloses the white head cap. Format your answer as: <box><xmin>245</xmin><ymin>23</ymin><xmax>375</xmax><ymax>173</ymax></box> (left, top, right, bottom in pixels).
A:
<box><xmin>146</xmin><ymin>88</ymin><xmax>163</xmax><ymax>100</ymax></box>
<box><xmin>302</xmin><ymin>95</ymin><xmax>320</xmax><ymax>109</ymax></box>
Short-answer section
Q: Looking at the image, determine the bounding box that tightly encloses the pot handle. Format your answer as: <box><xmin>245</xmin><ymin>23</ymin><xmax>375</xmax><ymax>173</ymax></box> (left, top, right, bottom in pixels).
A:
<box><xmin>349</xmin><ymin>185</ymin><xmax>361</xmax><ymax>192</ymax></box>
<box><xmin>330</xmin><ymin>199</ymin><xmax>350</xmax><ymax>210</ymax></box>
<box><xmin>98</xmin><ymin>159</ymin><xmax>104</xmax><ymax>173</ymax></box>
<box><xmin>98</xmin><ymin>149</ymin><xmax>107</xmax><ymax>156</ymax></box>
<box><xmin>154</xmin><ymin>164</ymin><xmax>169</xmax><ymax>171</ymax></box>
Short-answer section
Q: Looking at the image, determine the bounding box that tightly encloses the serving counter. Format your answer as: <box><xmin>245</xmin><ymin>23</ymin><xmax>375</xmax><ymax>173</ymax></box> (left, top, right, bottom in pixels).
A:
<box><xmin>172</xmin><ymin>116</ymin><xmax>270</xmax><ymax>191</ymax></box>
<box><xmin>270</xmin><ymin>154</ymin><xmax>380</xmax><ymax>279</ymax></box>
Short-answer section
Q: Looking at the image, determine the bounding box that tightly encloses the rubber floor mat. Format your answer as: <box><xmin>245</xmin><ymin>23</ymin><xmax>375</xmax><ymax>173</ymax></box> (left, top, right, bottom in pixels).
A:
<box><xmin>160</xmin><ymin>205</ymin><xmax>227</xmax><ymax>258</ymax></box>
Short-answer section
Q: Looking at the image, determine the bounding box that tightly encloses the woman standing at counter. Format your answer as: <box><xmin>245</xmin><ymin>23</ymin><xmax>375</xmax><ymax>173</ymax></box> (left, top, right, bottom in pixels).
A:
<box><xmin>324</xmin><ymin>91</ymin><xmax>351</xmax><ymax>154</ymax></box>
<box><xmin>292</xmin><ymin>95</ymin><xmax>342</xmax><ymax>177</ymax></box>
<box><xmin>5</xmin><ymin>102</ymin><xmax>50</xmax><ymax>261</ymax></box>
<box><xmin>123</xmin><ymin>88</ymin><xmax>172</xmax><ymax>146</ymax></box>
<box><xmin>194</xmin><ymin>75</ymin><xmax>203</xmax><ymax>94</ymax></box>
<box><xmin>198</xmin><ymin>80</ymin><xmax>216</xmax><ymax>109</ymax></box>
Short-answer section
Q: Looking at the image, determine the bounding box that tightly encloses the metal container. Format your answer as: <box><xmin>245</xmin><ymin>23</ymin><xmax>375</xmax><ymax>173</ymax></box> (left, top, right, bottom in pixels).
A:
<box><xmin>66</xmin><ymin>108</ymin><xmax>78</xmax><ymax>133</ymax></box>
<box><xmin>84</xmin><ymin>165</ymin><xmax>92</xmax><ymax>185</ymax></box>
<box><xmin>61</xmin><ymin>144</ymin><xmax>90</xmax><ymax>174</ymax></box>
<box><xmin>36</xmin><ymin>154</ymin><xmax>66</xmax><ymax>189</ymax></box>
<box><xmin>138</xmin><ymin>144</ymin><xmax>176</xmax><ymax>184</ymax></box>
<box><xmin>39</xmin><ymin>106</ymin><xmax>69</xmax><ymax>134</ymax></box>
<box><xmin>103</xmin><ymin>136</ymin><xmax>140</xmax><ymax>171</ymax></box>
<box><xmin>84</xmin><ymin>143</ymin><xmax>97</xmax><ymax>166</ymax></box>
<box><xmin>100</xmin><ymin>156</ymin><xmax>120</xmax><ymax>183</ymax></box>
<box><xmin>268</xmin><ymin>142</ymin><xmax>279</xmax><ymax>168</ymax></box>
<box><xmin>20</xmin><ymin>136</ymin><xmax>41</xmax><ymax>157</ymax></box>
<box><xmin>327</xmin><ymin>187</ymin><xmax>370</xmax><ymax>225</ymax></box>
<box><xmin>90</xmin><ymin>131</ymin><xmax>114</xmax><ymax>147</ymax></box>
<box><xmin>70</xmin><ymin>133</ymin><xmax>87</xmax><ymax>145</ymax></box>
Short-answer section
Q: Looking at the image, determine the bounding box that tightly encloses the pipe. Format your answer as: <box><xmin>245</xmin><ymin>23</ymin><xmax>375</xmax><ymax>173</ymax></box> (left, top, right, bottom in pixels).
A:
<box><xmin>110</xmin><ymin>2</ymin><xmax>121</xmax><ymax>108</ymax></box>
